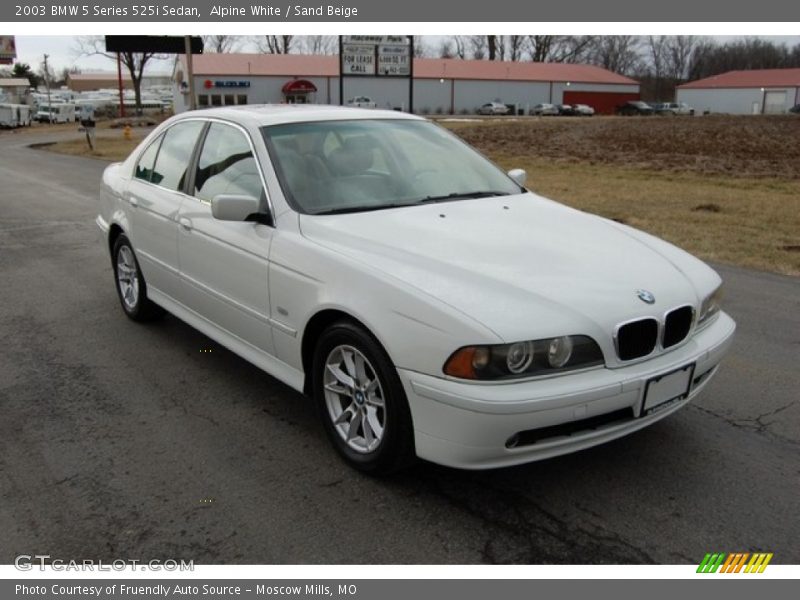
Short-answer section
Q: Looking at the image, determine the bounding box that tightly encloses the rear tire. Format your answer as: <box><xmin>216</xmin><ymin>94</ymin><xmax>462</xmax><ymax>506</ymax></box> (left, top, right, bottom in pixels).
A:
<box><xmin>112</xmin><ymin>234</ymin><xmax>164</xmax><ymax>322</ymax></box>
<box><xmin>312</xmin><ymin>321</ymin><xmax>415</xmax><ymax>474</ymax></box>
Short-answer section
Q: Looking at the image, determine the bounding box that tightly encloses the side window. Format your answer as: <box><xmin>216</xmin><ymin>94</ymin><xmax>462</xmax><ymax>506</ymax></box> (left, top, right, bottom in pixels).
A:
<box><xmin>194</xmin><ymin>123</ymin><xmax>265</xmax><ymax>203</ymax></box>
<box><xmin>150</xmin><ymin>120</ymin><xmax>204</xmax><ymax>191</ymax></box>
<box><xmin>134</xmin><ymin>134</ymin><xmax>162</xmax><ymax>182</ymax></box>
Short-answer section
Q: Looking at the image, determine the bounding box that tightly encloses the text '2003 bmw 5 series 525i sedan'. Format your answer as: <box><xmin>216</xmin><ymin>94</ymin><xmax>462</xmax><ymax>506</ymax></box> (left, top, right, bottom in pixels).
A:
<box><xmin>97</xmin><ymin>105</ymin><xmax>735</xmax><ymax>473</ymax></box>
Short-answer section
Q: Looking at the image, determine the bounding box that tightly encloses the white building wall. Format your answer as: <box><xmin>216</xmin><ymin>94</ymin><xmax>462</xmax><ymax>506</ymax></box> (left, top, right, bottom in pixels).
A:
<box><xmin>677</xmin><ymin>86</ymin><xmax>799</xmax><ymax>114</ymax></box>
<box><xmin>176</xmin><ymin>75</ymin><xmax>338</xmax><ymax>112</ymax></box>
<box><xmin>174</xmin><ymin>74</ymin><xmax>641</xmax><ymax>115</ymax></box>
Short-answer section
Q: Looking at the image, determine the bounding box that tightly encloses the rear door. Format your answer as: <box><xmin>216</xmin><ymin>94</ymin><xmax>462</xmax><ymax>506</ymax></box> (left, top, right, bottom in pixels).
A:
<box><xmin>763</xmin><ymin>90</ymin><xmax>787</xmax><ymax>114</ymax></box>
<box><xmin>125</xmin><ymin>119</ymin><xmax>205</xmax><ymax>301</ymax></box>
<box><xmin>176</xmin><ymin>120</ymin><xmax>276</xmax><ymax>355</ymax></box>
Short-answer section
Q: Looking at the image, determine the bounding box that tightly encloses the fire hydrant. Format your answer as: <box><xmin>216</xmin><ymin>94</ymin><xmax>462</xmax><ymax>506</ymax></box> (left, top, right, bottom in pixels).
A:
<box><xmin>123</xmin><ymin>125</ymin><xmax>132</xmax><ymax>141</ymax></box>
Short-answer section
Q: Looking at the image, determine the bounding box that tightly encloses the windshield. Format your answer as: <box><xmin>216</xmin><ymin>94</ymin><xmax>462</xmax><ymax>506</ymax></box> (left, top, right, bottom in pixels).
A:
<box><xmin>261</xmin><ymin>119</ymin><xmax>522</xmax><ymax>215</ymax></box>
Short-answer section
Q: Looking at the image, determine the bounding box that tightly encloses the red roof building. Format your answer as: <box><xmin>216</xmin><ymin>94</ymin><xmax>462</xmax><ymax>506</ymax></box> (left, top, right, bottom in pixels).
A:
<box><xmin>678</xmin><ymin>68</ymin><xmax>800</xmax><ymax>90</ymax></box>
<box><xmin>676</xmin><ymin>68</ymin><xmax>800</xmax><ymax>114</ymax></box>
<box><xmin>174</xmin><ymin>53</ymin><xmax>640</xmax><ymax>115</ymax></box>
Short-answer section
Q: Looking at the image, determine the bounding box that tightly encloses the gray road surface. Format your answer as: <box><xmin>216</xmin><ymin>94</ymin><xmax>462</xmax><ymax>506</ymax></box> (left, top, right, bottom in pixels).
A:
<box><xmin>0</xmin><ymin>127</ymin><xmax>798</xmax><ymax>565</ymax></box>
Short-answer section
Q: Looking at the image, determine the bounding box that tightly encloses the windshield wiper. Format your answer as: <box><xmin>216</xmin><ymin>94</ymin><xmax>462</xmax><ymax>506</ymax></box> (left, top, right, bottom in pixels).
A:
<box><xmin>417</xmin><ymin>190</ymin><xmax>512</xmax><ymax>203</ymax></box>
<box><xmin>313</xmin><ymin>202</ymin><xmax>417</xmax><ymax>215</ymax></box>
<box><xmin>312</xmin><ymin>191</ymin><xmax>513</xmax><ymax>215</ymax></box>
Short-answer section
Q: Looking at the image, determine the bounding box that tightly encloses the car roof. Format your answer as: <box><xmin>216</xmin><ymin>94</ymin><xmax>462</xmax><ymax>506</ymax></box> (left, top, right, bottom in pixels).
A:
<box><xmin>175</xmin><ymin>104</ymin><xmax>423</xmax><ymax>128</ymax></box>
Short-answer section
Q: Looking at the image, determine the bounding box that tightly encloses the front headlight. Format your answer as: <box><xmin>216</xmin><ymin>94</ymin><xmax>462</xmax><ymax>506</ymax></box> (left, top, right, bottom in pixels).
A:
<box><xmin>698</xmin><ymin>284</ymin><xmax>723</xmax><ymax>327</ymax></box>
<box><xmin>443</xmin><ymin>335</ymin><xmax>604</xmax><ymax>380</ymax></box>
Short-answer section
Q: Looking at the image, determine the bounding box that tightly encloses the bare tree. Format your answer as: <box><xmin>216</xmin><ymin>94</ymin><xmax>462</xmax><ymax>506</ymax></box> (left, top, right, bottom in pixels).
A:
<box><xmin>452</xmin><ymin>36</ymin><xmax>468</xmax><ymax>59</ymax></box>
<box><xmin>439</xmin><ymin>39</ymin><xmax>456</xmax><ymax>59</ymax></box>
<box><xmin>411</xmin><ymin>36</ymin><xmax>427</xmax><ymax>58</ymax></box>
<box><xmin>299</xmin><ymin>36</ymin><xmax>337</xmax><ymax>55</ymax></box>
<box><xmin>469</xmin><ymin>36</ymin><xmax>487</xmax><ymax>60</ymax></box>
<box><xmin>665</xmin><ymin>35</ymin><xmax>697</xmax><ymax>82</ymax></box>
<box><xmin>547</xmin><ymin>36</ymin><xmax>596</xmax><ymax>63</ymax></box>
<box><xmin>257</xmin><ymin>35</ymin><xmax>294</xmax><ymax>54</ymax></box>
<box><xmin>587</xmin><ymin>36</ymin><xmax>642</xmax><ymax>76</ymax></box>
<box><xmin>74</xmin><ymin>36</ymin><xmax>164</xmax><ymax>115</ymax></box>
<box><xmin>202</xmin><ymin>35</ymin><xmax>241</xmax><ymax>53</ymax></box>
<box><xmin>506</xmin><ymin>35</ymin><xmax>527</xmax><ymax>62</ymax></box>
<box><xmin>647</xmin><ymin>36</ymin><xmax>668</xmax><ymax>98</ymax></box>
<box><xmin>486</xmin><ymin>36</ymin><xmax>503</xmax><ymax>61</ymax></box>
<box><xmin>529</xmin><ymin>35</ymin><xmax>557</xmax><ymax>62</ymax></box>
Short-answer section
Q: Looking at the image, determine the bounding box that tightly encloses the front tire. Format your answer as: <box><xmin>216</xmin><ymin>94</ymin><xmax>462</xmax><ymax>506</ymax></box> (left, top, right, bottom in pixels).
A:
<box><xmin>112</xmin><ymin>234</ymin><xmax>164</xmax><ymax>322</ymax></box>
<box><xmin>312</xmin><ymin>321</ymin><xmax>415</xmax><ymax>474</ymax></box>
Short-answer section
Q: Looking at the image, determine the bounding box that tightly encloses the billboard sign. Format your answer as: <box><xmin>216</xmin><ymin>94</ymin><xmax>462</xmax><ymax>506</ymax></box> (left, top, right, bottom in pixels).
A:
<box><xmin>340</xmin><ymin>35</ymin><xmax>412</xmax><ymax>78</ymax></box>
<box><xmin>377</xmin><ymin>43</ymin><xmax>411</xmax><ymax>76</ymax></box>
<box><xmin>341</xmin><ymin>42</ymin><xmax>376</xmax><ymax>76</ymax></box>
<box><xmin>0</xmin><ymin>36</ymin><xmax>16</xmax><ymax>65</ymax></box>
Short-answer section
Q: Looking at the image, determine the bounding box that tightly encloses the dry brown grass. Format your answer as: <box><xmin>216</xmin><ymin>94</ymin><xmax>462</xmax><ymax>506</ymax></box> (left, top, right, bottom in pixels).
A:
<box><xmin>451</xmin><ymin>115</ymin><xmax>800</xmax><ymax>179</ymax></box>
<box><xmin>39</xmin><ymin>133</ymin><xmax>142</xmax><ymax>162</ymax></box>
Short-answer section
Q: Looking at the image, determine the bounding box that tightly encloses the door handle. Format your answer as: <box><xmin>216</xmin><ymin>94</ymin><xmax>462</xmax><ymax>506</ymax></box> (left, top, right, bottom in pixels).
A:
<box><xmin>179</xmin><ymin>217</ymin><xmax>192</xmax><ymax>231</ymax></box>
<box><xmin>129</xmin><ymin>196</ymin><xmax>139</xmax><ymax>208</ymax></box>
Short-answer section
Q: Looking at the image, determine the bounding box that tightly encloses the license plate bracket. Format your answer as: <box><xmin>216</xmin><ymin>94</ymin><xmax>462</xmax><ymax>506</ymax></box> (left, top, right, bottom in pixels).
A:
<box><xmin>641</xmin><ymin>363</ymin><xmax>695</xmax><ymax>415</ymax></box>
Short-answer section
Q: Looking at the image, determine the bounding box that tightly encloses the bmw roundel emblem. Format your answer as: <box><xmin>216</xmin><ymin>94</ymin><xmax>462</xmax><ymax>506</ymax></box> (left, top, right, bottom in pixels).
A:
<box><xmin>636</xmin><ymin>289</ymin><xmax>656</xmax><ymax>304</ymax></box>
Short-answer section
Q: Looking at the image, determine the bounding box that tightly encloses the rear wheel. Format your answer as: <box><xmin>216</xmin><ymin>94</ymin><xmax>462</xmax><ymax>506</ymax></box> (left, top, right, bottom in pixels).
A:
<box><xmin>112</xmin><ymin>234</ymin><xmax>164</xmax><ymax>322</ymax></box>
<box><xmin>313</xmin><ymin>321</ymin><xmax>415</xmax><ymax>474</ymax></box>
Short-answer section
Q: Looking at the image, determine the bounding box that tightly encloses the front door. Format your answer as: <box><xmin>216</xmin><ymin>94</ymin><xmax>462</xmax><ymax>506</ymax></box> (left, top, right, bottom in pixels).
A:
<box><xmin>176</xmin><ymin>121</ymin><xmax>276</xmax><ymax>354</ymax></box>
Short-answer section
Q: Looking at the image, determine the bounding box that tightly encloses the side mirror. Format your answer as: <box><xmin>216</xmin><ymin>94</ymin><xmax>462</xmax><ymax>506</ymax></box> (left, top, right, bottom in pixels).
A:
<box><xmin>508</xmin><ymin>168</ymin><xmax>527</xmax><ymax>187</ymax></box>
<box><xmin>211</xmin><ymin>194</ymin><xmax>261</xmax><ymax>222</ymax></box>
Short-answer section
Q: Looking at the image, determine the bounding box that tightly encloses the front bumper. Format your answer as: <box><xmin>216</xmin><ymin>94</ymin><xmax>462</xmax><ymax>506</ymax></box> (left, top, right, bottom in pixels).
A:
<box><xmin>399</xmin><ymin>311</ymin><xmax>736</xmax><ymax>469</ymax></box>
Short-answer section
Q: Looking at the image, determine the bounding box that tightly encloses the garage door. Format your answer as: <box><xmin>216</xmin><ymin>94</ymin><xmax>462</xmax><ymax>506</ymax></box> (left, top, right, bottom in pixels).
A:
<box><xmin>563</xmin><ymin>91</ymin><xmax>641</xmax><ymax>115</ymax></box>
<box><xmin>763</xmin><ymin>90</ymin><xmax>787</xmax><ymax>114</ymax></box>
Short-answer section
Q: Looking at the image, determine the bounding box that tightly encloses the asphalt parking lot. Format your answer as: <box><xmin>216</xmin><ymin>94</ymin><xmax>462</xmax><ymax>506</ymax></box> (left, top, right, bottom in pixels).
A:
<box><xmin>1</xmin><ymin>127</ymin><xmax>798</xmax><ymax>564</ymax></box>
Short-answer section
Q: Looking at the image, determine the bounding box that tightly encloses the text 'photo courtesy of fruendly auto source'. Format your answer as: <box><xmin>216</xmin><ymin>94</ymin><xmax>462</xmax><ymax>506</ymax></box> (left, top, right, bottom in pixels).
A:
<box><xmin>1</xmin><ymin>0</ymin><xmax>799</xmax><ymax>595</ymax></box>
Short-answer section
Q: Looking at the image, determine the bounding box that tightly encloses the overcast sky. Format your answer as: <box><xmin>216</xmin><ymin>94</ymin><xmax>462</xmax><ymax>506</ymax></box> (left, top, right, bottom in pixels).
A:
<box><xmin>12</xmin><ymin>35</ymin><xmax>800</xmax><ymax>75</ymax></box>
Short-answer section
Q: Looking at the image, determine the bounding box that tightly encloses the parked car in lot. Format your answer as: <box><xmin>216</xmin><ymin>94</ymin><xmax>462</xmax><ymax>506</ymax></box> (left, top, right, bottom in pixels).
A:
<box><xmin>478</xmin><ymin>102</ymin><xmax>510</xmax><ymax>115</ymax></box>
<box><xmin>653</xmin><ymin>102</ymin><xmax>695</xmax><ymax>116</ymax></box>
<box><xmin>572</xmin><ymin>103</ymin><xmax>595</xmax><ymax>116</ymax></box>
<box><xmin>97</xmin><ymin>105</ymin><xmax>735</xmax><ymax>473</ymax></box>
<box><xmin>616</xmin><ymin>101</ymin><xmax>655</xmax><ymax>116</ymax></box>
<box><xmin>346</xmin><ymin>96</ymin><xmax>376</xmax><ymax>109</ymax></box>
<box><xmin>531</xmin><ymin>103</ymin><xmax>559</xmax><ymax>116</ymax></box>
<box><xmin>556</xmin><ymin>104</ymin><xmax>577</xmax><ymax>116</ymax></box>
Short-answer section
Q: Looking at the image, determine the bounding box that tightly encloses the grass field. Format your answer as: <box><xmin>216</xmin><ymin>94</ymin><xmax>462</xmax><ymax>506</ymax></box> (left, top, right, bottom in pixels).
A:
<box><xmin>38</xmin><ymin>133</ymin><xmax>147</xmax><ymax>162</ymax></box>
<box><xmin>38</xmin><ymin>115</ymin><xmax>800</xmax><ymax>276</ymax></box>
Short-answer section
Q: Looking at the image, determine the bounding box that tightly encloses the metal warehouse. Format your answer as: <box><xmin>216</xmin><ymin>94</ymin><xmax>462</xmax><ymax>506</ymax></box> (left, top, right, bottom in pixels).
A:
<box><xmin>676</xmin><ymin>68</ymin><xmax>800</xmax><ymax>115</ymax></box>
<box><xmin>172</xmin><ymin>53</ymin><xmax>639</xmax><ymax>115</ymax></box>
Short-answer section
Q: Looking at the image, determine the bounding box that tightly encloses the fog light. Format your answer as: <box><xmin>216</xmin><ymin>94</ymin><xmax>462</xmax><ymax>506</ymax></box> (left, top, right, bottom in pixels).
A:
<box><xmin>547</xmin><ymin>336</ymin><xmax>573</xmax><ymax>368</ymax></box>
<box><xmin>506</xmin><ymin>341</ymin><xmax>534</xmax><ymax>374</ymax></box>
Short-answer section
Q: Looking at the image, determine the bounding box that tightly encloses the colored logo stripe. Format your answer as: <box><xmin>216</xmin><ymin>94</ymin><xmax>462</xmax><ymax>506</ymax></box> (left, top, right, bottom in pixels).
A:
<box><xmin>697</xmin><ymin>552</ymin><xmax>773</xmax><ymax>573</ymax></box>
<box><xmin>745</xmin><ymin>553</ymin><xmax>773</xmax><ymax>573</ymax></box>
<box><xmin>697</xmin><ymin>553</ymin><xmax>726</xmax><ymax>573</ymax></box>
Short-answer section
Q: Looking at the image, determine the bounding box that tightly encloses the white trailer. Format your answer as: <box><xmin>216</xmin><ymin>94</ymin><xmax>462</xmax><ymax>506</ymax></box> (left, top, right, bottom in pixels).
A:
<box><xmin>36</xmin><ymin>102</ymin><xmax>76</xmax><ymax>124</ymax></box>
<box><xmin>0</xmin><ymin>104</ymin><xmax>15</xmax><ymax>127</ymax></box>
<box><xmin>14</xmin><ymin>104</ymin><xmax>31</xmax><ymax>126</ymax></box>
<box><xmin>0</xmin><ymin>104</ymin><xmax>31</xmax><ymax>128</ymax></box>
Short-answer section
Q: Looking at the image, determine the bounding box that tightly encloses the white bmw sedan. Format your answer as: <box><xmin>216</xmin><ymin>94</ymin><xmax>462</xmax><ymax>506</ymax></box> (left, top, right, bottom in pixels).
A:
<box><xmin>97</xmin><ymin>105</ymin><xmax>735</xmax><ymax>473</ymax></box>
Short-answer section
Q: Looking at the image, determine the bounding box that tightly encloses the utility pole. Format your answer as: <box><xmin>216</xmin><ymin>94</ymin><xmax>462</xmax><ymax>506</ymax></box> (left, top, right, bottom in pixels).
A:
<box><xmin>116</xmin><ymin>53</ymin><xmax>125</xmax><ymax>118</ymax></box>
<box><xmin>184</xmin><ymin>35</ymin><xmax>197</xmax><ymax>111</ymax></box>
<box><xmin>43</xmin><ymin>53</ymin><xmax>52</xmax><ymax>124</ymax></box>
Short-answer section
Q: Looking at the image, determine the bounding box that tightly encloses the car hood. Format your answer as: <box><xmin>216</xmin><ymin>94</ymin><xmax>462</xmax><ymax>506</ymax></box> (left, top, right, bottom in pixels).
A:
<box><xmin>298</xmin><ymin>193</ymin><xmax>718</xmax><ymax>344</ymax></box>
